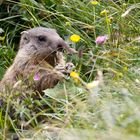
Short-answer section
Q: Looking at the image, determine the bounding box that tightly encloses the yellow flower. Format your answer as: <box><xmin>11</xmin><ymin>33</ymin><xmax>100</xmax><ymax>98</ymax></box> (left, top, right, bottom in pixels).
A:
<box><xmin>91</xmin><ymin>0</ymin><xmax>99</xmax><ymax>5</ymax></box>
<box><xmin>66</xmin><ymin>22</ymin><xmax>71</xmax><ymax>26</ymax></box>
<box><xmin>100</xmin><ymin>9</ymin><xmax>109</xmax><ymax>16</ymax></box>
<box><xmin>70</xmin><ymin>34</ymin><xmax>80</xmax><ymax>43</ymax></box>
<box><xmin>70</xmin><ymin>71</ymin><xmax>80</xmax><ymax>84</ymax></box>
<box><xmin>70</xmin><ymin>71</ymin><xmax>79</xmax><ymax>78</ymax></box>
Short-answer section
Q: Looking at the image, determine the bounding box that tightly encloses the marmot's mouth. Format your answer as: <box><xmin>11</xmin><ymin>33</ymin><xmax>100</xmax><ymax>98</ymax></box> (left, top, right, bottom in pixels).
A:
<box><xmin>57</xmin><ymin>44</ymin><xmax>63</xmax><ymax>52</ymax></box>
<box><xmin>57</xmin><ymin>47</ymin><xmax>63</xmax><ymax>52</ymax></box>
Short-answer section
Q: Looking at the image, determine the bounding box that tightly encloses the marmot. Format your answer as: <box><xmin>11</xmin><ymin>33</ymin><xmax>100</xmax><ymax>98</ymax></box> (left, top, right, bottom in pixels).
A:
<box><xmin>0</xmin><ymin>27</ymin><xmax>76</xmax><ymax>93</ymax></box>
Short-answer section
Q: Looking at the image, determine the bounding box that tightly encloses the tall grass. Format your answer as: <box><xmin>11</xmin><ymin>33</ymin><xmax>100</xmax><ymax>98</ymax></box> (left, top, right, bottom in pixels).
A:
<box><xmin>0</xmin><ymin>0</ymin><xmax>140</xmax><ymax>139</ymax></box>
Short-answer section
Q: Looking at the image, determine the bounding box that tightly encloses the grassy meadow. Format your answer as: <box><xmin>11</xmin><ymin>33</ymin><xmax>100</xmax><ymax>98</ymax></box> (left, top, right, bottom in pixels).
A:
<box><xmin>0</xmin><ymin>0</ymin><xmax>140</xmax><ymax>139</ymax></box>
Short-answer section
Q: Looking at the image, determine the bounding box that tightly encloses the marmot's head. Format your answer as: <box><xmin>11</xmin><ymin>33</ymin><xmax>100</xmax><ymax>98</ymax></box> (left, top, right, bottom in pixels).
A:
<box><xmin>19</xmin><ymin>27</ymin><xmax>77</xmax><ymax>59</ymax></box>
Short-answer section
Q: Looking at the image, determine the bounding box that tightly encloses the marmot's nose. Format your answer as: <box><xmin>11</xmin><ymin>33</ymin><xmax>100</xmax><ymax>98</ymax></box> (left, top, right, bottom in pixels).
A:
<box><xmin>57</xmin><ymin>39</ymin><xmax>77</xmax><ymax>54</ymax></box>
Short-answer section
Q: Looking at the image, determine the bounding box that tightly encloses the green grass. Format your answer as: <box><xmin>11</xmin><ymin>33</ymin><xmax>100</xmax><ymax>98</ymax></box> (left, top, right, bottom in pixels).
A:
<box><xmin>0</xmin><ymin>0</ymin><xmax>140</xmax><ymax>139</ymax></box>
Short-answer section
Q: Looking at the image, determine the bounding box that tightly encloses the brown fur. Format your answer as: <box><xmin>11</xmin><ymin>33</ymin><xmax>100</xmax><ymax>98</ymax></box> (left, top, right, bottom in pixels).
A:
<box><xmin>0</xmin><ymin>27</ymin><xmax>76</xmax><ymax>93</ymax></box>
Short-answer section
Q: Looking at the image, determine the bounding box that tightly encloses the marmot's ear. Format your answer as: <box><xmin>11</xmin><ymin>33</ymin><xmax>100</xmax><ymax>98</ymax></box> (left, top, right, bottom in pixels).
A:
<box><xmin>20</xmin><ymin>31</ymin><xmax>29</xmax><ymax>35</ymax></box>
<box><xmin>20</xmin><ymin>31</ymin><xmax>30</xmax><ymax>47</ymax></box>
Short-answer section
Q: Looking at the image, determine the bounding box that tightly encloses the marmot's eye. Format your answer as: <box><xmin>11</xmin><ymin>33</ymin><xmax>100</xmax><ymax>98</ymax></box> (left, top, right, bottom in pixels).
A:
<box><xmin>38</xmin><ymin>35</ymin><xmax>47</xmax><ymax>42</ymax></box>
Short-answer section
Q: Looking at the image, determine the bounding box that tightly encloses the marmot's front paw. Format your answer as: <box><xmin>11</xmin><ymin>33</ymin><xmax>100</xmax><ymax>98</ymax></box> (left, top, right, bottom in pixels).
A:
<box><xmin>65</xmin><ymin>62</ymin><xmax>75</xmax><ymax>72</ymax></box>
<box><xmin>55</xmin><ymin>62</ymin><xmax>75</xmax><ymax>75</ymax></box>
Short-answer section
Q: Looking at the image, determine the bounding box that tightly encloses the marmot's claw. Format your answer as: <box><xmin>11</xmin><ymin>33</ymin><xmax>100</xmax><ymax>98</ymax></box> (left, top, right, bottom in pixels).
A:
<box><xmin>55</xmin><ymin>62</ymin><xmax>75</xmax><ymax>75</ymax></box>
